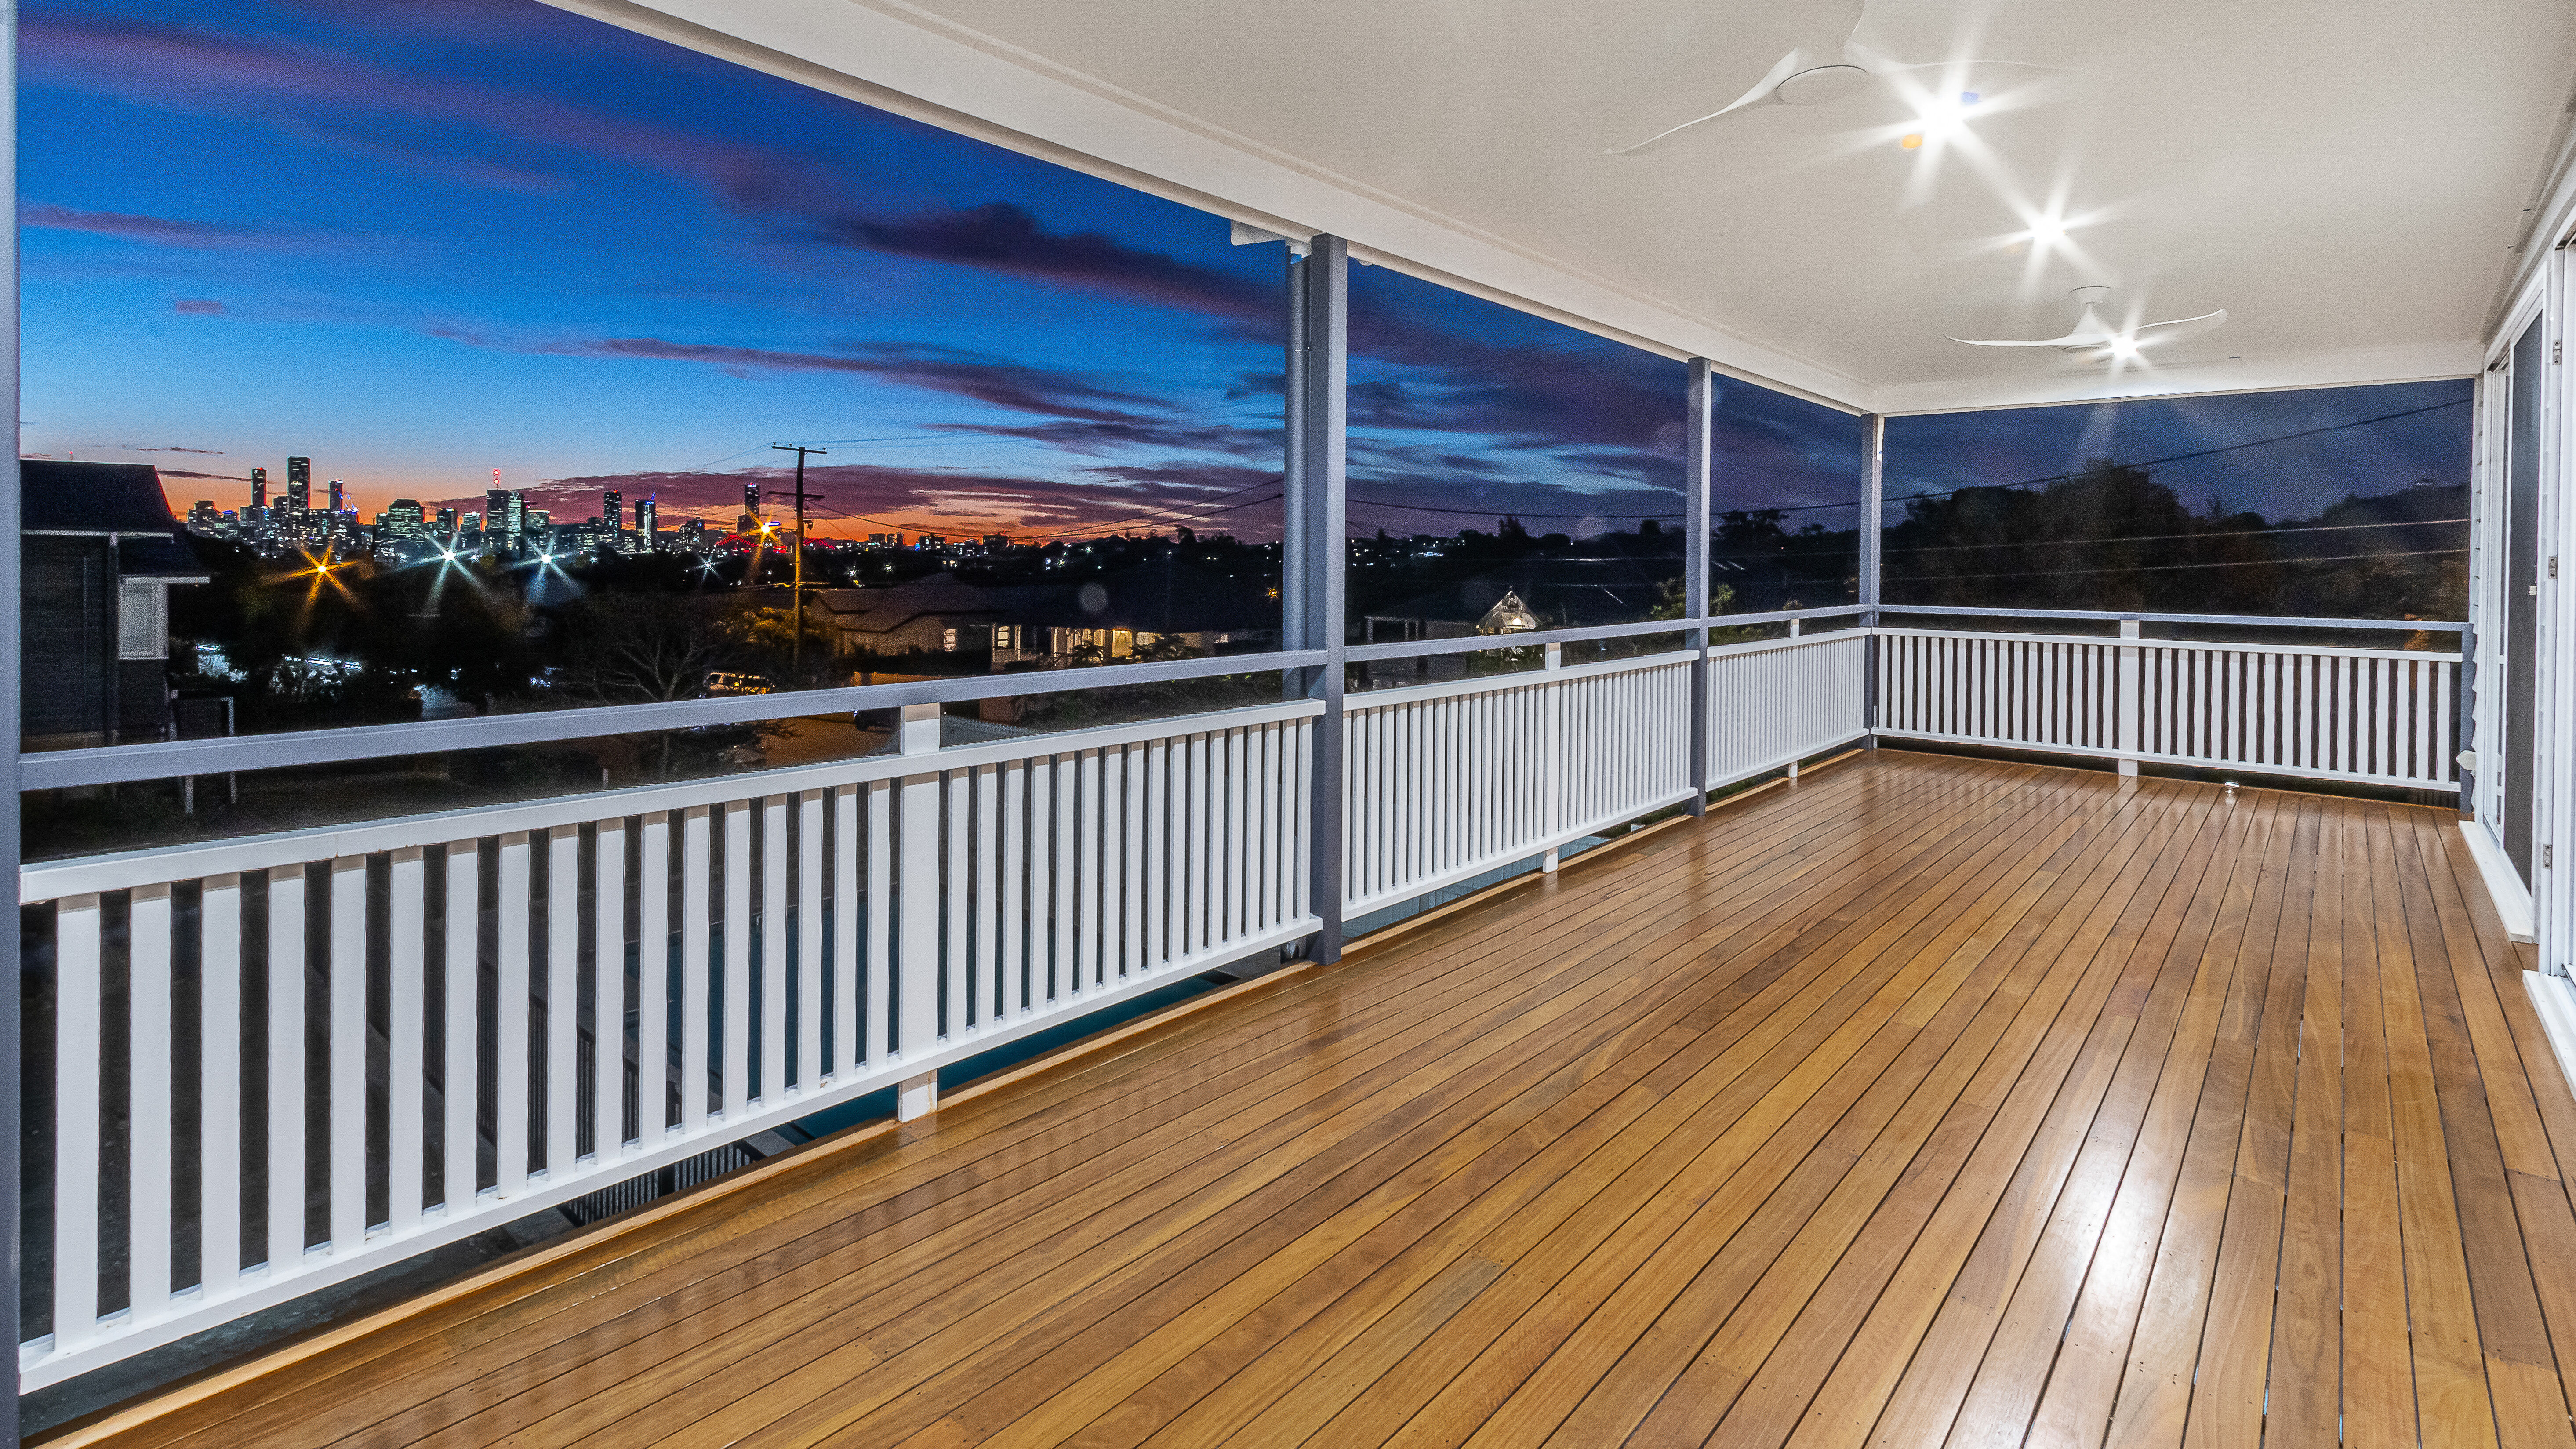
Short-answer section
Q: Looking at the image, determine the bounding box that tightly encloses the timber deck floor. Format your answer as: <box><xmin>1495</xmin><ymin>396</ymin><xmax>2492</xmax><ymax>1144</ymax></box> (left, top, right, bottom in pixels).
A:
<box><xmin>55</xmin><ymin>750</ymin><xmax>2576</xmax><ymax>1449</ymax></box>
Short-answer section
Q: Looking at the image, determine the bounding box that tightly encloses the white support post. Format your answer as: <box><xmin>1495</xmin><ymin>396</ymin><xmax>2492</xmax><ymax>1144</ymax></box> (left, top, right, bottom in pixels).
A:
<box><xmin>895</xmin><ymin>702</ymin><xmax>942</xmax><ymax>1114</ymax></box>
<box><xmin>2117</xmin><ymin>617</ymin><xmax>2143</xmax><ymax>776</ymax></box>
<box><xmin>897</xmin><ymin>1069</ymin><xmax>940</xmax><ymax>1122</ymax></box>
<box><xmin>1860</xmin><ymin>413</ymin><xmax>1884</xmax><ymax>747</ymax></box>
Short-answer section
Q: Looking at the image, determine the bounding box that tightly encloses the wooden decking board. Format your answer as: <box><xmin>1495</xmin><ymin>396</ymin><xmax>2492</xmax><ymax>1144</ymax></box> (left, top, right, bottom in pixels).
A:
<box><xmin>2003</xmin><ymin>793</ymin><xmax>2283</xmax><ymax>1449</ymax></box>
<box><xmin>1280</xmin><ymin>784</ymin><xmax>2200</xmax><ymax>1449</ymax></box>
<box><xmin>917</xmin><ymin>777</ymin><xmax>2164</xmax><ymax>1449</ymax></box>
<box><xmin>1772</xmin><ymin>787</ymin><xmax>2256</xmax><ymax>1449</ymax></box>
<box><xmin>1477</xmin><ymin>791</ymin><xmax>2224</xmax><ymax>1449</ymax></box>
<box><xmin>559</xmin><ymin>762</ymin><xmax>2092</xmax><ymax>1449</ymax></box>
<box><xmin>2391</xmin><ymin>813</ymin><xmax>2576</xmax><ymax>1449</ymax></box>
<box><xmin>1108</xmin><ymin>783</ymin><xmax>2162</xmax><ymax>1449</ymax></box>
<box><xmin>1907</xmin><ymin>795</ymin><xmax>2244</xmax><ymax>1449</ymax></box>
<box><xmin>184</xmin><ymin>761</ymin><xmax>1970</xmax><ymax>1449</ymax></box>
<box><xmin>1805</xmin><ymin>795</ymin><xmax>2285</xmax><ymax>1449</ymax></box>
<box><xmin>1589</xmin><ymin>787</ymin><xmax>2243</xmax><ymax>1449</ymax></box>
<box><xmin>52</xmin><ymin>753</ymin><xmax>2576</xmax><ymax>1449</ymax></box>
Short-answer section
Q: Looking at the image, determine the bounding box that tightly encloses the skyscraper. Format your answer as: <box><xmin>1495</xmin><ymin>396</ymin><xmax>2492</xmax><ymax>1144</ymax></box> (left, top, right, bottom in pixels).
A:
<box><xmin>434</xmin><ymin>506</ymin><xmax>456</xmax><ymax>536</ymax></box>
<box><xmin>743</xmin><ymin>481</ymin><xmax>761</xmax><ymax>520</ymax></box>
<box><xmin>328</xmin><ymin>479</ymin><xmax>345</xmax><ymax>514</ymax></box>
<box><xmin>636</xmin><ymin>497</ymin><xmax>658</xmax><ymax>549</ymax></box>
<box><xmin>603</xmin><ymin>490</ymin><xmax>623</xmax><ymax>537</ymax></box>
<box><xmin>250</xmin><ymin>467</ymin><xmax>267</xmax><ymax>512</ymax></box>
<box><xmin>383</xmin><ymin>499</ymin><xmax>424</xmax><ymax>539</ymax></box>
<box><xmin>286</xmin><ymin>456</ymin><xmax>311</xmax><ymax>516</ymax></box>
<box><xmin>485</xmin><ymin>487</ymin><xmax>527</xmax><ymax>548</ymax></box>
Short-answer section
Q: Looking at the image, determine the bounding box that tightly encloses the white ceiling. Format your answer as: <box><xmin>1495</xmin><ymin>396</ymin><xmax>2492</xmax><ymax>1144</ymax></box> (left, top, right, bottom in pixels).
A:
<box><xmin>605</xmin><ymin>0</ymin><xmax>2576</xmax><ymax>411</ymax></box>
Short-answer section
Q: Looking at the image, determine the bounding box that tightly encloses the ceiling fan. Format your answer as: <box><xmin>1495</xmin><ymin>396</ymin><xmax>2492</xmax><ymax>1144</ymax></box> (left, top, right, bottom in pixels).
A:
<box><xmin>1608</xmin><ymin>0</ymin><xmax>2059</xmax><ymax>156</ymax></box>
<box><xmin>1947</xmin><ymin>286</ymin><xmax>2229</xmax><ymax>360</ymax></box>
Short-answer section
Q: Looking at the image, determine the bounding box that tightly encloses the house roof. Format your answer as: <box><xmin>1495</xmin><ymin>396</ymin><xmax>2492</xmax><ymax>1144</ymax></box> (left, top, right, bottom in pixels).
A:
<box><xmin>809</xmin><ymin>559</ymin><xmax>1278</xmax><ymax>635</ymax></box>
<box><xmin>21</xmin><ymin>460</ymin><xmax>189</xmax><ymax>536</ymax></box>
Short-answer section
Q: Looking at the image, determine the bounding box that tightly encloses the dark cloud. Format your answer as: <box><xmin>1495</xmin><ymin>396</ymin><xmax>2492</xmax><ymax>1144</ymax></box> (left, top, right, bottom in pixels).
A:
<box><xmin>919</xmin><ymin>415</ymin><xmax>1280</xmax><ymax>461</ymax></box>
<box><xmin>552</xmin><ymin>337</ymin><xmax>1174</xmax><ymax>423</ymax></box>
<box><xmin>172</xmin><ymin>298</ymin><xmax>225</xmax><ymax>314</ymax></box>
<box><xmin>158</xmin><ymin>468</ymin><xmax>252</xmax><ymax>481</ymax></box>
<box><xmin>123</xmin><ymin>445</ymin><xmax>227</xmax><ymax>454</ymax></box>
<box><xmin>819</xmin><ymin>203</ymin><xmax>1273</xmax><ymax>318</ymax></box>
<box><xmin>22</xmin><ymin>203</ymin><xmax>270</xmax><ymax>245</ymax></box>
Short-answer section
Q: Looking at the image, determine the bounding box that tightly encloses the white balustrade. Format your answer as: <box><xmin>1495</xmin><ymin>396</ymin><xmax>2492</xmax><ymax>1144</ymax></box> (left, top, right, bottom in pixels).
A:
<box><xmin>16</xmin><ymin>700</ymin><xmax>1318</xmax><ymax>1389</ymax></box>
<box><xmin>1341</xmin><ymin>630</ymin><xmax>1866</xmax><ymax>915</ymax></box>
<box><xmin>1707</xmin><ymin>629</ymin><xmax>1871</xmax><ymax>787</ymax></box>
<box><xmin>11</xmin><ymin>610</ymin><xmax>2453</xmax><ymax>1388</ymax></box>
<box><xmin>1875</xmin><ymin>625</ymin><xmax>2460</xmax><ymax>791</ymax></box>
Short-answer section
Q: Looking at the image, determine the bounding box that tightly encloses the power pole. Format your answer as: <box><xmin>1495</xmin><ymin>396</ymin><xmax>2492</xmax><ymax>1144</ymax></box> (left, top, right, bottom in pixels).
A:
<box><xmin>771</xmin><ymin>443</ymin><xmax>826</xmax><ymax>681</ymax></box>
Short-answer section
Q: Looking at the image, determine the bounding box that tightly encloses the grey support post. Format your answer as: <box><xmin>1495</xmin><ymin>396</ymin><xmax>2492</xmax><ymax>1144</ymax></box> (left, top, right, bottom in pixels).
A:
<box><xmin>1287</xmin><ymin>236</ymin><xmax>1348</xmax><ymax>962</ymax></box>
<box><xmin>1685</xmin><ymin>360</ymin><xmax>1714</xmax><ymax>813</ymax></box>
<box><xmin>1858</xmin><ymin>412</ymin><xmax>1885</xmax><ymax>747</ymax></box>
<box><xmin>4</xmin><ymin>0</ymin><xmax>25</xmax><ymax>1435</ymax></box>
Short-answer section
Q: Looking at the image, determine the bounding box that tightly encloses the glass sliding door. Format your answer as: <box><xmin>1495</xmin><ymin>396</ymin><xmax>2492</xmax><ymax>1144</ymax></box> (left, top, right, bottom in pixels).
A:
<box><xmin>2505</xmin><ymin>315</ymin><xmax>2545</xmax><ymax>883</ymax></box>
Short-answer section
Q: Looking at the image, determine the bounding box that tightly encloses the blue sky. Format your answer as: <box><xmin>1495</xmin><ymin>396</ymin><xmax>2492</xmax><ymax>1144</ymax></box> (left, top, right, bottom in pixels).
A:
<box><xmin>19</xmin><ymin>0</ymin><xmax>1858</xmax><ymax>545</ymax></box>
<box><xmin>18</xmin><ymin>1</ymin><xmax>2458</xmax><ymax>545</ymax></box>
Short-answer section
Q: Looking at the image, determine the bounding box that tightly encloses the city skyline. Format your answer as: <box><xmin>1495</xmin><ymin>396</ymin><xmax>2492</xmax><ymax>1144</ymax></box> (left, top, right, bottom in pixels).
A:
<box><xmin>19</xmin><ymin>0</ymin><xmax>1855</xmax><ymax>546</ymax></box>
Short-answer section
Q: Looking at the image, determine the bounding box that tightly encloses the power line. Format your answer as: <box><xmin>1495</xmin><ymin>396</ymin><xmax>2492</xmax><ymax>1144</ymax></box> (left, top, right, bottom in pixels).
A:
<box><xmin>1883</xmin><ymin>516</ymin><xmax>2467</xmax><ymax>554</ymax></box>
<box><xmin>1880</xmin><ymin>398</ymin><xmax>2471</xmax><ymax>509</ymax></box>
<box><xmin>1029</xmin><ymin>490</ymin><xmax>1283</xmax><ymax>544</ymax></box>
<box><xmin>1350</xmin><ymin>495</ymin><xmax>1679</xmax><ymax>519</ymax></box>
<box><xmin>1882</xmin><ymin>546</ymin><xmax>2463</xmax><ymax>582</ymax></box>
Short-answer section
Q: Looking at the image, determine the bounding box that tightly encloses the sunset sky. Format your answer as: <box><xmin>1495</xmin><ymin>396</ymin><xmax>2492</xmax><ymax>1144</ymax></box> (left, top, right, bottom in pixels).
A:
<box><xmin>20</xmin><ymin>1</ymin><xmax>2462</xmax><ymax>544</ymax></box>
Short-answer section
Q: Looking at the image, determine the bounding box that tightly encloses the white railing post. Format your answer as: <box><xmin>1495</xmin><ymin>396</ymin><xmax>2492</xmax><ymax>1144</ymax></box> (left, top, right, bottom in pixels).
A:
<box><xmin>895</xmin><ymin>701</ymin><xmax>941</xmax><ymax>1121</ymax></box>
<box><xmin>1787</xmin><ymin>617</ymin><xmax>1805</xmax><ymax>780</ymax></box>
<box><xmin>1542</xmin><ymin>641</ymin><xmax>1565</xmax><ymax>872</ymax></box>
<box><xmin>2117</xmin><ymin>618</ymin><xmax>2143</xmax><ymax>776</ymax></box>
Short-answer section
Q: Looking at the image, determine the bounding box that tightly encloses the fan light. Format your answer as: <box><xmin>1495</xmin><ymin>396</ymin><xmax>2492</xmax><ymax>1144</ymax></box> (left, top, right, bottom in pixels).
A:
<box><xmin>1959</xmin><ymin>91</ymin><xmax>1980</xmax><ymax>106</ymax></box>
<box><xmin>1900</xmin><ymin>133</ymin><xmax>1924</xmax><ymax>149</ymax></box>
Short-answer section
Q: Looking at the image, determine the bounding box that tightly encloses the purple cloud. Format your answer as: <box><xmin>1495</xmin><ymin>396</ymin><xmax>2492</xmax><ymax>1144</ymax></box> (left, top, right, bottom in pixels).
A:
<box><xmin>460</xmin><ymin>459</ymin><xmax>1286</xmax><ymax>541</ymax></box>
<box><xmin>820</xmin><ymin>203</ymin><xmax>1272</xmax><ymax>318</ymax></box>
<box><xmin>22</xmin><ymin>203</ymin><xmax>267</xmax><ymax>245</ymax></box>
<box><xmin>549</xmin><ymin>337</ymin><xmax>1176</xmax><ymax>424</ymax></box>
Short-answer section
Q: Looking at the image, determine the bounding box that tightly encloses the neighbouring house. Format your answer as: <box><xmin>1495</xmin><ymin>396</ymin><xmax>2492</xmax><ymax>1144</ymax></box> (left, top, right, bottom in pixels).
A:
<box><xmin>804</xmin><ymin>559</ymin><xmax>1279</xmax><ymax>668</ymax></box>
<box><xmin>20</xmin><ymin>460</ymin><xmax>211</xmax><ymax>749</ymax></box>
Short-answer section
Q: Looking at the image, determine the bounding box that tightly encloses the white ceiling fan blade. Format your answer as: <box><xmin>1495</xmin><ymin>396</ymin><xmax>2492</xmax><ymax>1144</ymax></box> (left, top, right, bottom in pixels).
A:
<box><xmin>1947</xmin><ymin>331</ymin><xmax>2093</xmax><ymax>348</ymax></box>
<box><xmin>1607</xmin><ymin>49</ymin><xmax>1801</xmax><ymax>155</ymax></box>
<box><xmin>1948</xmin><ymin>301</ymin><xmax>2114</xmax><ymax>348</ymax></box>
<box><xmin>1862</xmin><ymin>54</ymin><xmax>2073</xmax><ymax>76</ymax></box>
<box><xmin>2129</xmin><ymin>308</ymin><xmax>2229</xmax><ymax>343</ymax></box>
